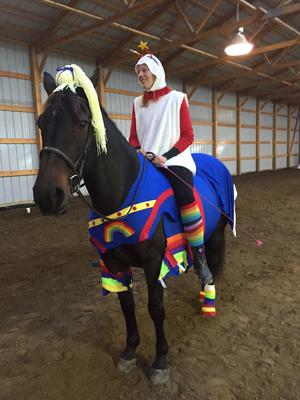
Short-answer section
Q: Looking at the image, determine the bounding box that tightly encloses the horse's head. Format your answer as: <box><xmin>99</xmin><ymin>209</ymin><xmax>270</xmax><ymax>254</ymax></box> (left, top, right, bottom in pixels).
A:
<box><xmin>33</xmin><ymin>70</ymin><xmax>99</xmax><ymax>215</ymax></box>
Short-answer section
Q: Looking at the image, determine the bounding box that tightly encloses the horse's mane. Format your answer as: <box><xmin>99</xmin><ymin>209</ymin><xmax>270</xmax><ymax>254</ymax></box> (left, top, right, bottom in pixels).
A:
<box><xmin>42</xmin><ymin>88</ymin><xmax>132</xmax><ymax>149</ymax></box>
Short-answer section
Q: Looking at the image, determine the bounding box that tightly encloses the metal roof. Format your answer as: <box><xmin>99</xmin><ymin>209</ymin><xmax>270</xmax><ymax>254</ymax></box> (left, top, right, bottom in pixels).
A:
<box><xmin>1</xmin><ymin>0</ymin><xmax>300</xmax><ymax>103</ymax></box>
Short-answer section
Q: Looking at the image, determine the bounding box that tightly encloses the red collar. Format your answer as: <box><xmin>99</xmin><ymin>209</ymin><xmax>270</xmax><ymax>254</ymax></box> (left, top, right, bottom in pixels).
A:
<box><xmin>143</xmin><ymin>87</ymin><xmax>172</xmax><ymax>102</ymax></box>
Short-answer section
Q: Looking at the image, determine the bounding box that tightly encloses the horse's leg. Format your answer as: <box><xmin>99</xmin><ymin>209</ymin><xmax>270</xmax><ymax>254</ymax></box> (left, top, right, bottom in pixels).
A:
<box><xmin>117</xmin><ymin>289</ymin><xmax>140</xmax><ymax>373</ymax></box>
<box><xmin>144</xmin><ymin>267</ymin><xmax>169</xmax><ymax>385</ymax></box>
<box><xmin>198</xmin><ymin>215</ymin><xmax>227</xmax><ymax>313</ymax></box>
<box><xmin>205</xmin><ymin>214</ymin><xmax>227</xmax><ymax>278</ymax></box>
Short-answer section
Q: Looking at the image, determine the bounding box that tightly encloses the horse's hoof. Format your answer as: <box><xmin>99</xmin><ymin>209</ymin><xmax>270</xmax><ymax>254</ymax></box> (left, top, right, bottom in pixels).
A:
<box><xmin>117</xmin><ymin>357</ymin><xmax>137</xmax><ymax>373</ymax></box>
<box><xmin>149</xmin><ymin>368</ymin><xmax>170</xmax><ymax>385</ymax></box>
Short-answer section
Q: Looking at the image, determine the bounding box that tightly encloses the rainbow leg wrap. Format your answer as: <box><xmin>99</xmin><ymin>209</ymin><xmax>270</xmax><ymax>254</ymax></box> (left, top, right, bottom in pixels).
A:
<box><xmin>200</xmin><ymin>284</ymin><xmax>216</xmax><ymax>317</ymax></box>
<box><xmin>180</xmin><ymin>201</ymin><xmax>204</xmax><ymax>248</ymax></box>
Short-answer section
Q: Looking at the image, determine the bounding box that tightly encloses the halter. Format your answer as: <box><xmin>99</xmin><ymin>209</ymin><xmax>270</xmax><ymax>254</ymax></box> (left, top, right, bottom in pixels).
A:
<box><xmin>39</xmin><ymin>120</ymin><xmax>146</xmax><ymax>221</ymax></box>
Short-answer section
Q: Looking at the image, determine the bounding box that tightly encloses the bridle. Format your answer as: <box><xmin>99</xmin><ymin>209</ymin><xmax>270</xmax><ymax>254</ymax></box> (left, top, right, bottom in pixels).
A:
<box><xmin>39</xmin><ymin>120</ymin><xmax>146</xmax><ymax>221</ymax></box>
<box><xmin>40</xmin><ymin>120</ymin><xmax>94</xmax><ymax>197</ymax></box>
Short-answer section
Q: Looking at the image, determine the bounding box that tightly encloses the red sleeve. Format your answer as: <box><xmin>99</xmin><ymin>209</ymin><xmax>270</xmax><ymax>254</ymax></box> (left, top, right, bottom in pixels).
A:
<box><xmin>173</xmin><ymin>97</ymin><xmax>194</xmax><ymax>152</ymax></box>
<box><xmin>129</xmin><ymin>104</ymin><xmax>140</xmax><ymax>148</ymax></box>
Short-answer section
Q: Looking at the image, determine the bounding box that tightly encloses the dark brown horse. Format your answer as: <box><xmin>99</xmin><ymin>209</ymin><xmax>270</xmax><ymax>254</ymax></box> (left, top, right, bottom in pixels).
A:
<box><xmin>33</xmin><ymin>70</ymin><xmax>232</xmax><ymax>384</ymax></box>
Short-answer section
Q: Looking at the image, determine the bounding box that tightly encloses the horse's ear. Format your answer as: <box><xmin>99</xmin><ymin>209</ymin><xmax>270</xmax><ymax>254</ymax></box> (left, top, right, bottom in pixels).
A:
<box><xmin>43</xmin><ymin>72</ymin><xmax>56</xmax><ymax>95</ymax></box>
<box><xmin>89</xmin><ymin>68</ymin><xmax>99</xmax><ymax>89</ymax></box>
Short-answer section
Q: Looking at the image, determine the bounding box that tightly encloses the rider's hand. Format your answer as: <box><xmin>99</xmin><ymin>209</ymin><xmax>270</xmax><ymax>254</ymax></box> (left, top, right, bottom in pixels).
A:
<box><xmin>137</xmin><ymin>148</ymin><xmax>146</xmax><ymax>156</ymax></box>
<box><xmin>152</xmin><ymin>155</ymin><xmax>167</xmax><ymax>167</ymax></box>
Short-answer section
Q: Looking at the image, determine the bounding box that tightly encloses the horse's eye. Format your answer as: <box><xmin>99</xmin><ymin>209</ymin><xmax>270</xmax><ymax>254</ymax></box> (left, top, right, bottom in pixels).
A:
<box><xmin>79</xmin><ymin>120</ymin><xmax>88</xmax><ymax>128</ymax></box>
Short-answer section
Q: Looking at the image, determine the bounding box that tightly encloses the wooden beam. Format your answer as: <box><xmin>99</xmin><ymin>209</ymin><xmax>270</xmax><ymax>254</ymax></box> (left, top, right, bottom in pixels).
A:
<box><xmin>37</xmin><ymin>0</ymin><xmax>81</xmax><ymax>46</ymax></box>
<box><xmin>189</xmin><ymin>38</ymin><xmax>300</xmax><ymax>87</ymax></box>
<box><xmin>98</xmin><ymin>66</ymin><xmax>106</xmax><ymax>108</ymax></box>
<box><xmin>175</xmin><ymin>0</ymin><xmax>194</xmax><ymax>33</ymax></box>
<box><xmin>162</xmin><ymin>1</ymin><xmax>229</xmax><ymax>66</ymax></box>
<box><xmin>212</xmin><ymin>88</ymin><xmax>217</xmax><ymax>158</ymax></box>
<box><xmin>260</xmin><ymin>101</ymin><xmax>269</xmax><ymax>112</ymax></box>
<box><xmin>0</xmin><ymin>105</ymin><xmax>34</xmax><ymax>113</ymax></box>
<box><xmin>273</xmin><ymin>101</ymin><xmax>277</xmax><ymax>170</ymax></box>
<box><xmin>277</xmin><ymin>104</ymin><xmax>284</xmax><ymax>114</ymax></box>
<box><xmin>195</xmin><ymin>0</ymin><xmax>222</xmax><ymax>35</ymax></box>
<box><xmin>237</xmin><ymin>92</ymin><xmax>241</xmax><ymax>176</ymax></box>
<box><xmin>287</xmin><ymin>104</ymin><xmax>291</xmax><ymax>168</ymax></box>
<box><xmin>103</xmin><ymin>0</ymin><xmax>172</xmax><ymax>77</ymax></box>
<box><xmin>38</xmin><ymin>0</ymin><xmax>165</xmax><ymax>52</ymax></box>
<box><xmin>289</xmin><ymin>106</ymin><xmax>300</xmax><ymax>157</ymax></box>
<box><xmin>0</xmin><ymin>71</ymin><xmax>31</xmax><ymax>80</ymax></box>
<box><xmin>0</xmin><ymin>138</ymin><xmax>38</xmax><ymax>144</ymax></box>
<box><xmin>39</xmin><ymin>53</ymin><xmax>49</xmax><ymax>75</ymax></box>
<box><xmin>264</xmin><ymin>4</ymin><xmax>300</xmax><ymax>19</ymax></box>
<box><xmin>0</xmin><ymin>169</ymin><xmax>39</xmax><ymax>178</ymax></box>
<box><xmin>241</xmin><ymin>97</ymin><xmax>249</xmax><ymax>107</ymax></box>
<box><xmin>217</xmin><ymin>92</ymin><xmax>225</xmax><ymax>103</ymax></box>
<box><xmin>29</xmin><ymin>46</ymin><xmax>43</xmax><ymax>151</ymax></box>
<box><xmin>256</xmin><ymin>98</ymin><xmax>260</xmax><ymax>173</ymax></box>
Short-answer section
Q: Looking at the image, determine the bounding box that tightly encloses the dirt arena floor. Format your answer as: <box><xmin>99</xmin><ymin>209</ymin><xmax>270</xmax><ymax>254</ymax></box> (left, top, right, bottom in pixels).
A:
<box><xmin>0</xmin><ymin>168</ymin><xmax>299</xmax><ymax>400</ymax></box>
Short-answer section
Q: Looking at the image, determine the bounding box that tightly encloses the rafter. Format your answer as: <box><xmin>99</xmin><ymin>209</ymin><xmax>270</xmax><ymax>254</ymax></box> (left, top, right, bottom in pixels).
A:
<box><xmin>102</xmin><ymin>0</ymin><xmax>173</xmax><ymax>82</ymax></box>
<box><xmin>37</xmin><ymin>0</ymin><xmax>81</xmax><ymax>46</ymax></box>
<box><xmin>152</xmin><ymin>12</ymin><xmax>262</xmax><ymax>57</ymax></box>
<box><xmin>162</xmin><ymin>0</ymin><xmax>222</xmax><ymax>66</ymax></box>
<box><xmin>37</xmin><ymin>0</ymin><xmax>165</xmax><ymax>53</ymax></box>
<box><xmin>264</xmin><ymin>3</ymin><xmax>300</xmax><ymax>19</ymax></box>
<box><xmin>175</xmin><ymin>1</ymin><xmax>194</xmax><ymax>33</ymax></box>
<box><xmin>188</xmin><ymin>37</ymin><xmax>300</xmax><ymax>87</ymax></box>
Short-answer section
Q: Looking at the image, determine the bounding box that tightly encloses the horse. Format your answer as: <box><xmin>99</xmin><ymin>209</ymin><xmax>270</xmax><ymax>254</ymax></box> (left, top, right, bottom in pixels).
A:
<box><xmin>33</xmin><ymin>68</ymin><xmax>235</xmax><ymax>385</ymax></box>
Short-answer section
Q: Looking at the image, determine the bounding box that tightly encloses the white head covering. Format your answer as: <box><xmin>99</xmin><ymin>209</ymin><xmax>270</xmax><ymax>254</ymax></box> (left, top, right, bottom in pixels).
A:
<box><xmin>135</xmin><ymin>54</ymin><xmax>166</xmax><ymax>91</ymax></box>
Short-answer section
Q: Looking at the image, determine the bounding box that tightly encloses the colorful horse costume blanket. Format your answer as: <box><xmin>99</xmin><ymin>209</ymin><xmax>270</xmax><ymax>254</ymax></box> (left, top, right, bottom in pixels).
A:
<box><xmin>89</xmin><ymin>153</ymin><xmax>235</xmax><ymax>295</ymax></box>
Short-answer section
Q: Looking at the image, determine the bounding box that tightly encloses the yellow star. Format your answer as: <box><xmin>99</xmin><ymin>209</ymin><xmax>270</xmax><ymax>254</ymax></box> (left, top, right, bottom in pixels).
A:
<box><xmin>138</xmin><ymin>41</ymin><xmax>149</xmax><ymax>51</ymax></box>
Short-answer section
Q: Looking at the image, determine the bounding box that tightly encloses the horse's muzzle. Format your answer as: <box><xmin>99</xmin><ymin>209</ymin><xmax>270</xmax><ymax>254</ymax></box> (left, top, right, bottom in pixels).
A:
<box><xmin>33</xmin><ymin>179</ymin><xmax>69</xmax><ymax>215</ymax></box>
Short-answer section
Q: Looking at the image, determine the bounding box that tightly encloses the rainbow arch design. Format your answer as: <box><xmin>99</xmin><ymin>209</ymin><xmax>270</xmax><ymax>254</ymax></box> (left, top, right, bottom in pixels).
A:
<box><xmin>104</xmin><ymin>221</ymin><xmax>135</xmax><ymax>243</ymax></box>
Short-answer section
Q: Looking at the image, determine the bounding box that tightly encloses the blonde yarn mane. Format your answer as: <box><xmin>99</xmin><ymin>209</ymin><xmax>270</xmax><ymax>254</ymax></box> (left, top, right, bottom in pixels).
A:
<box><xmin>54</xmin><ymin>64</ymin><xmax>107</xmax><ymax>154</ymax></box>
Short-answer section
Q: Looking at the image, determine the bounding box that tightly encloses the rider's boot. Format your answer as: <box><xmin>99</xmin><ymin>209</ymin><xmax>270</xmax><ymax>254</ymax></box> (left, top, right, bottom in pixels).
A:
<box><xmin>192</xmin><ymin>246</ymin><xmax>216</xmax><ymax>317</ymax></box>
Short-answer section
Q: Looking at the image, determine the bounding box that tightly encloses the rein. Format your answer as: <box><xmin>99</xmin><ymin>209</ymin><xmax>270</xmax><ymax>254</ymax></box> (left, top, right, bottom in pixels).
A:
<box><xmin>40</xmin><ymin>121</ymin><xmax>146</xmax><ymax>222</ymax></box>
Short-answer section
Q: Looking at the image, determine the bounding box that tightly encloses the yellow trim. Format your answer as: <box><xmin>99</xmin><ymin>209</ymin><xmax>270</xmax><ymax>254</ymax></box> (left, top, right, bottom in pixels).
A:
<box><xmin>89</xmin><ymin>199</ymin><xmax>156</xmax><ymax>228</ymax></box>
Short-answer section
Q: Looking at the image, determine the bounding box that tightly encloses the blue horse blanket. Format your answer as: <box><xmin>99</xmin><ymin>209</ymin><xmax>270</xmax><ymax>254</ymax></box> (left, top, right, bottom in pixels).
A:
<box><xmin>89</xmin><ymin>153</ymin><xmax>235</xmax><ymax>294</ymax></box>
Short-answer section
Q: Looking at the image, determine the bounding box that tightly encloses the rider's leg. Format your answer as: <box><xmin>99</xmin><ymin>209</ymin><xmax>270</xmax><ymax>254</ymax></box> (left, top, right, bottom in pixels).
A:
<box><xmin>161</xmin><ymin>166</ymin><xmax>216</xmax><ymax>315</ymax></box>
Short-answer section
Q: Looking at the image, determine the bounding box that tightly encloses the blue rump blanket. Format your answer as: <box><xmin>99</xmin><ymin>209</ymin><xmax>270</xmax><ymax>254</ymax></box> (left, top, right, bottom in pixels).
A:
<box><xmin>89</xmin><ymin>153</ymin><xmax>235</xmax><ymax>294</ymax></box>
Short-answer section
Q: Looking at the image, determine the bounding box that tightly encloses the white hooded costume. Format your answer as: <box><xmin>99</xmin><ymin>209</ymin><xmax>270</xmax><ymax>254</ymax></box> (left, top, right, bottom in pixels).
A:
<box><xmin>132</xmin><ymin>54</ymin><xmax>196</xmax><ymax>175</ymax></box>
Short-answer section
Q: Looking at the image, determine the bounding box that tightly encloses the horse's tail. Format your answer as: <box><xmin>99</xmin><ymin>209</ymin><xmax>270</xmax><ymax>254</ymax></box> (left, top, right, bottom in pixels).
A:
<box><xmin>205</xmin><ymin>214</ymin><xmax>228</xmax><ymax>280</ymax></box>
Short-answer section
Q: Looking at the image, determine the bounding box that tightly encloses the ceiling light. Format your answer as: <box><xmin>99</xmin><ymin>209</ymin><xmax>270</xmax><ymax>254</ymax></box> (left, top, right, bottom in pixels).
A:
<box><xmin>225</xmin><ymin>28</ymin><xmax>253</xmax><ymax>56</ymax></box>
<box><xmin>224</xmin><ymin>2</ymin><xmax>253</xmax><ymax>56</ymax></box>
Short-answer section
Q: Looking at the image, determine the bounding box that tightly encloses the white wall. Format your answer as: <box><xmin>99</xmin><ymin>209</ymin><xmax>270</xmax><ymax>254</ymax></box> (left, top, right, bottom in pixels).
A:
<box><xmin>0</xmin><ymin>40</ymin><xmax>39</xmax><ymax>206</ymax></box>
<box><xmin>0</xmin><ymin>40</ymin><xmax>299</xmax><ymax>207</ymax></box>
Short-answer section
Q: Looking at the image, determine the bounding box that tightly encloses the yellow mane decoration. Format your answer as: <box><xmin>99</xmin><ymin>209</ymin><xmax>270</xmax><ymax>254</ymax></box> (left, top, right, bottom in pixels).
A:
<box><xmin>54</xmin><ymin>64</ymin><xmax>107</xmax><ymax>154</ymax></box>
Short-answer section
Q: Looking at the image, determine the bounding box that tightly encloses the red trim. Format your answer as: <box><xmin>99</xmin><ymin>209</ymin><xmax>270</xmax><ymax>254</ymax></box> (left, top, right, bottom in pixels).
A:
<box><xmin>143</xmin><ymin>86</ymin><xmax>172</xmax><ymax>102</ymax></box>
<box><xmin>90</xmin><ymin>236</ymin><xmax>106</xmax><ymax>254</ymax></box>
<box><xmin>129</xmin><ymin>104</ymin><xmax>140</xmax><ymax>148</ymax></box>
<box><xmin>139</xmin><ymin>188</ymin><xmax>173</xmax><ymax>241</ymax></box>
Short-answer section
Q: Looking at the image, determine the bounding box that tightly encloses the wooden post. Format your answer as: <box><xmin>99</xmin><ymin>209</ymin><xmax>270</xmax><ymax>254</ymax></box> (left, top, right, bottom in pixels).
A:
<box><xmin>256</xmin><ymin>97</ymin><xmax>260</xmax><ymax>173</ymax></box>
<box><xmin>212</xmin><ymin>87</ymin><xmax>217</xmax><ymax>158</ymax></box>
<box><xmin>98</xmin><ymin>66</ymin><xmax>106</xmax><ymax>108</ymax></box>
<box><xmin>272</xmin><ymin>101</ymin><xmax>277</xmax><ymax>170</ymax></box>
<box><xmin>236</xmin><ymin>92</ymin><xmax>241</xmax><ymax>175</ymax></box>
<box><xmin>287</xmin><ymin>104</ymin><xmax>291</xmax><ymax>168</ymax></box>
<box><xmin>29</xmin><ymin>46</ymin><xmax>43</xmax><ymax>151</ymax></box>
<box><xmin>183</xmin><ymin>80</ymin><xmax>188</xmax><ymax>95</ymax></box>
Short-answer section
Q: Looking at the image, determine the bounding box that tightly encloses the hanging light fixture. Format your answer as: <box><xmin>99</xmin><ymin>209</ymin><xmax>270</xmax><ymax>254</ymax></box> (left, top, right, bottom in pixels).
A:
<box><xmin>224</xmin><ymin>2</ymin><xmax>253</xmax><ymax>56</ymax></box>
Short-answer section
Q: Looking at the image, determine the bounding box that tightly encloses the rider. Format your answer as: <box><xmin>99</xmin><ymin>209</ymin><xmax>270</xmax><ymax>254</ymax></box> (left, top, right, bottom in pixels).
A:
<box><xmin>129</xmin><ymin>49</ymin><xmax>216</xmax><ymax>316</ymax></box>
